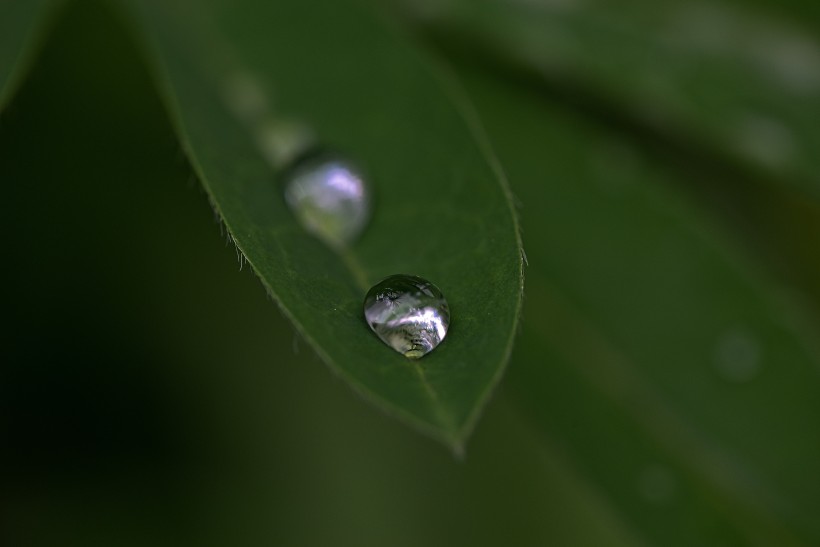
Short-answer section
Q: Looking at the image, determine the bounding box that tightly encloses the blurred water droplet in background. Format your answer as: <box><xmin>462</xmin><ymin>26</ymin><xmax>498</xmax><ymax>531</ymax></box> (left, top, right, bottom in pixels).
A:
<box><xmin>714</xmin><ymin>327</ymin><xmax>762</xmax><ymax>383</ymax></box>
<box><xmin>284</xmin><ymin>154</ymin><xmax>371</xmax><ymax>248</ymax></box>
<box><xmin>256</xmin><ymin>119</ymin><xmax>315</xmax><ymax>169</ymax></box>
<box><xmin>733</xmin><ymin>115</ymin><xmax>797</xmax><ymax>170</ymax></box>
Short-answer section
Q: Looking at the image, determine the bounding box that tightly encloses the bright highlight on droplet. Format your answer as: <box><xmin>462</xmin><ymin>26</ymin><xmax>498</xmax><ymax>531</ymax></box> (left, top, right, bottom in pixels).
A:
<box><xmin>283</xmin><ymin>154</ymin><xmax>371</xmax><ymax>248</ymax></box>
<box><xmin>363</xmin><ymin>274</ymin><xmax>450</xmax><ymax>359</ymax></box>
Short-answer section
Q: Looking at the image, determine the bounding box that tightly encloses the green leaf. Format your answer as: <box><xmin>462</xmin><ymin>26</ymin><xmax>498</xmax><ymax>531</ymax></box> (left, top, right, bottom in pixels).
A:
<box><xmin>0</xmin><ymin>0</ymin><xmax>57</xmax><ymax>110</ymax></box>
<box><xmin>403</xmin><ymin>0</ymin><xmax>820</xmax><ymax>196</ymax></box>
<box><xmin>1</xmin><ymin>9</ymin><xmax>642</xmax><ymax>544</ymax></box>
<box><xmin>455</xmin><ymin>63</ymin><xmax>820</xmax><ymax>544</ymax></box>
<box><xmin>118</xmin><ymin>0</ymin><xmax>523</xmax><ymax>449</ymax></box>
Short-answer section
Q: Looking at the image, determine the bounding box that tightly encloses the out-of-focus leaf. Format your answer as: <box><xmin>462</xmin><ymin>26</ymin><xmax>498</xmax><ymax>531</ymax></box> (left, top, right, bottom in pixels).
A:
<box><xmin>403</xmin><ymin>0</ymin><xmax>820</xmax><ymax>196</ymax></box>
<box><xmin>455</xmin><ymin>62</ymin><xmax>820</xmax><ymax>545</ymax></box>
<box><xmin>0</xmin><ymin>0</ymin><xmax>58</xmax><ymax>109</ymax></box>
<box><xmin>116</xmin><ymin>0</ymin><xmax>523</xmax><ymax>449</ymax></box>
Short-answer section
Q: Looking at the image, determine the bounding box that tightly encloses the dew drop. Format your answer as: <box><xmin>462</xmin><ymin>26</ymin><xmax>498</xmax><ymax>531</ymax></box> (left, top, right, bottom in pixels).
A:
<box><xmin>283</xmin><ymin>153</ymin><xmax>371</xmax><ymax>248</ymax></box>
<box><xmin>363</xmin><ymin>274</ymin><xmax>450</xmax><ymax>359</ymax></box>
<box><xmin>257</xmin><ymin>119</ymin><xmax>315</xmax><ymax>169</ymax></box>
<box><xmin>224</xmin><ymin>71</ymin><xmax>268</xmax><ymax>125</ymax></box>
<box><xmin>734</xmin><ymin>115</ymin><xmax>797</xmax><ymax>170</ymax></box>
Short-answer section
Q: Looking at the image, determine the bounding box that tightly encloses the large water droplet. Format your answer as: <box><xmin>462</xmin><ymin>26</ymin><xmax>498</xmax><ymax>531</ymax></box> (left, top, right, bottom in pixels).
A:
<box><xmin>283</xmin><ymin>153</ymin><xmax>370</xmax><ymax>248</ymax></box>
<box><xmin>363</xmin><ymin>274</ymin><xmax>450</xmax><ymax>359</ymax></box>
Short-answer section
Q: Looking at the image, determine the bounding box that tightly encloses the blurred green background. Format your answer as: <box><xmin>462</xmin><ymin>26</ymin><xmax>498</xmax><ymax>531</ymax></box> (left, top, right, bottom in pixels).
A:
<box><xmin>3</xmin><ymin>0</ymin><xmax>820</xmax><ymax>545</ymax></box>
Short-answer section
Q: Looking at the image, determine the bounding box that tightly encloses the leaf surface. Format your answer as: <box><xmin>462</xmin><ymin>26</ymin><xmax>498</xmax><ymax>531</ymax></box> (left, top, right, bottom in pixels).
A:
<box><xmin>0</xmin><ymin>0</ymin><xmax>57</xmax><ymax>109</ymax></box>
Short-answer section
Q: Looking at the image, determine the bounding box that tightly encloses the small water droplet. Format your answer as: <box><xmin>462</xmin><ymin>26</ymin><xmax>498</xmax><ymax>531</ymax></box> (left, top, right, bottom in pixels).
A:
<box><xmin>224</xmin><ymin>71</ymin><xmax>268</xmax><ymax>124</ymax></box>
<box><xmin>283</xmin><ymin>153</ymin><xmax>371</xmax><ymax>248</ymax></box>
<box><xmin>257</xmin><ymin>119</ymin><xmax>314</xmax><ymax>169</ymax></box>
<box><xmin>752</xmin><ymin>31</ymin><xmax>820</xmax><ymax>94</ymax></box>
<box><xmin>734</xmin><ymin>115</ymin><xmax>797</xmax><ymax>170</ymax></box>
<box><xmin>714</xmin><ymin>327</ymin><xmax>762</xmax><ymax>383</ymax></box>
<box><xmin>363</xmin><ymin>274</ymin><xmax>450</xmax><ymax>359</ymax></box>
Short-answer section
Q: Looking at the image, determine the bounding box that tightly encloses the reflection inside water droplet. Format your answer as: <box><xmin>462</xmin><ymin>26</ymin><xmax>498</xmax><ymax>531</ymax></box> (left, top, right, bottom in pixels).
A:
<box><xmin>363</xmin><ymin>274</ymin><xmax>450</xmax><ymax>359</ymax></box>
<box><xmin>283</xmin><ymin>152</ymin><xmax>371</xmax><ymax>248</ymax></box>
